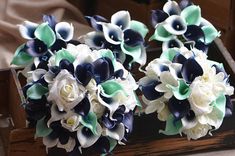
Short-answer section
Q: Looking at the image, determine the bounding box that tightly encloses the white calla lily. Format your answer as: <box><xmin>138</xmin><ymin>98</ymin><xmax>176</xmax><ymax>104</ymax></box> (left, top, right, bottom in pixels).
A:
<box><xmin>111</xmin><ymin>10</ymin><xmax>131</xmax><ymax>30</ymax></box>
<box><xmin>55</xmin><ymin>22</ymin><xmax>74</xmax><ymax>41</ymax></box>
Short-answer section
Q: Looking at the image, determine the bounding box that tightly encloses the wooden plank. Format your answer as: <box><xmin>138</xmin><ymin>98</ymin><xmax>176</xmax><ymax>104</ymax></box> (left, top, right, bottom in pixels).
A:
<box><xmin>8</xmin><ymin>129</ymin><xmax>46</xmax><ymax>156</ymax></box>
<box><xmin>8</xmin><ymin>69</ymin><xmax>26</xmax><ymax>128</ymax></box>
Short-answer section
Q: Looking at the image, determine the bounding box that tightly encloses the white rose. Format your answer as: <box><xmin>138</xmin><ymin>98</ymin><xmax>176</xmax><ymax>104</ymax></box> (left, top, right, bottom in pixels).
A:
<box><xmin>88</xmin><ymin>94</ymin><xmax>105</xmax><ymax>118</ymax></box>
<box><xmin>189</xmin><ymin>80</ymin><xmax>215</xmax><ymax>115</ymax></box>
<box><xmin>48</xmin><ymin>69</ymin><xmax>85</xmax><ymax>111</ymax></box>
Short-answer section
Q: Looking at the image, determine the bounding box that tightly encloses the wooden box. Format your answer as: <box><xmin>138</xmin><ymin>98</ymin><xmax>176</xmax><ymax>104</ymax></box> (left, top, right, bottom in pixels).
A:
<box><xmin>1</xmin><ymin>38</ymin><xmax>235</xmax><ymax>156</ymax></box>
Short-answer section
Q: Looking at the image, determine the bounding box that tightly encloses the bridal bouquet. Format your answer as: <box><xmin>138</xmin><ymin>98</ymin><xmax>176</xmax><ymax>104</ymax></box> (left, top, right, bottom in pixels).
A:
<box><xmin>11</xmin><ymin>15</ymin><xmax>140</xmax><ymax>155</ymax></box>
<box><xmin>139</xmin><ymin>46</ymin><xmax>234</xmax><ymax>139</ymax></box>
<box><xmin>82</xmin><ymin>10</ymin><xmax>148</xmax><ymax>69</ymax></box>
<box><xmin>150</xmin><ymin>0</ymin><xmax>220</xmax><ymax>53</ymax></box>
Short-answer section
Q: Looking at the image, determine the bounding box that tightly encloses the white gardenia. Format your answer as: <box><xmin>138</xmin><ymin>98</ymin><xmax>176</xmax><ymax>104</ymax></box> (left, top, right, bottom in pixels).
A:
<box><xmin>48</xmin><ymin>69</ymin><xmax>86</xmax><ymax>111</ymax></box>
<box><xmin>182</xmin><ymin>122</ymin><xmax>212</xmax><ymax>140</ymax></box>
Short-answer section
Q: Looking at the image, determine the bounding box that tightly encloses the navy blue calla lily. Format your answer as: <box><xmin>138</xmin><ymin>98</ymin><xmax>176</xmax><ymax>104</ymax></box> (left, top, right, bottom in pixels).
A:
<box><xmin>26</xmin><ymin>39</ymin><xmax>48</xmax><ymax>57</ymax></box>
<box><xmin>74</xmin><ymin>97</ymin><xmax>90</xmax><ymax>117</ymax></box>
<box><xmin>184</xmin><ymin>25</ymin><xmax>205</xmax><ymax>41</ymax></box>
<box><xmin>225</xmin><ymin>95</ymin><xmax>233</xmax><ymax>117</ymax></box>
<box><xmin>122</xmin><ymin>111</ymin><xmax>134</xmax><ymax>133</ymax></box>
<box><xmin>93</xmin><ymin>57</ymin><xmax>114</xmax><ymax>84</ymax></box>
<box><xmin>195</xmin><ymin>41</ymin><xmax>209</xmax><ymax>53</ymax></box>
<box><xmin>59</xmin><ymin>59</ymin><xmax>74</xmax><ymax>74</ymax></box>
<box><xmin>43</xmin><ymin>15</ymin><xmax>57</xmax><ymax>30</ymax></box>
<box><xmin>25</xmin><ymin>95</ymin><xmax>50</xmax><ymax>120</ymax></box>
<box><xmin>123</xmin><ymin>29</ymin><xmax>144</xmax><ymax>47</ymax></box>
<box><xmin>93</xmin><ymin>137</ymin><xmax>110</xmax><ymax>154</ymax></box>
<box><xmin>50</xmin><ymin>39</ymin><xmax>67</xmax><ymax>52</ymax></box>
<box><xmin>86</xmin><ymin>15</ymin><xmax>108</xmax><ymax>31</ymax></box>
<box><xmin>168</xmin><ymin>96</ymin><xmax>191</xmax><ymax>120</ymax></box>
<box><xmin>48</xmin><ymin>121</ymin><xmax>76</xmax><ymax>145</ymax></box>
<box><xmin>75</xmin><ymin>63</ymin><xmax>94</xmax><ymax>86</ymax></box>
<box><xmin>151</xmin><ymin>10</ymin><xmax>169</xmax><ymax>28</ymax></box>
<box><xmin>179</xmin><ymin>0</ymin><xmax>193</xmax><ymax>10</ymax></box>
<box><xmin>173</xmin><ymin>53</ymin><xmax>187</xmax><ymax>64</ymax></box>
<box><xmin>181</xmin><ymin>58</ymin><xmax>203</xmax><ymax>83</ymax></box>
<box><xmin>141</xmin><ymin>80</ymin><xmax>164</xmax><ymax>101</ymax></box>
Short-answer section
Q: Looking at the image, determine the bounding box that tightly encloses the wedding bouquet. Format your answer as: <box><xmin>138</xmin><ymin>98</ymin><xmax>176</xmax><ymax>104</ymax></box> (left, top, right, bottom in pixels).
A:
<box><xmin>11</xmin><ymin>15</ymin><xmax>140</xmax><ymax>155</ymax></box>
<box><xmin>82</xmin><ymin>10</ymin><xmax>148</xmax><ymax>69</ymax></box>
<box><xmin>150</xmin><ymin>0</ymin><xmax>220</xmax><ymax>53</ymax></box>
<box><xmin>139</xmin><ymin>45</ymin><xmax>234</xmax><ymax>140</ymax></box>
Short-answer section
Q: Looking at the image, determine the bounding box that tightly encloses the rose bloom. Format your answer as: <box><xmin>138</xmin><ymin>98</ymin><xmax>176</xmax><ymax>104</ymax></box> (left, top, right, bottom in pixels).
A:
<box><xmin>48</xmin><ymin>69</ymin><xmax>86</xmax><ymax>111</ymax></box>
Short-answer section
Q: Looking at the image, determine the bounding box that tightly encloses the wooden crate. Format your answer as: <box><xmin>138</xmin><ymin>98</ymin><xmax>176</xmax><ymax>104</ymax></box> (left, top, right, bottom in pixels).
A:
<box><xmin>2</xmin><ymin>39</ymin><xmax>235</xmax><ymax>156</ymax></box>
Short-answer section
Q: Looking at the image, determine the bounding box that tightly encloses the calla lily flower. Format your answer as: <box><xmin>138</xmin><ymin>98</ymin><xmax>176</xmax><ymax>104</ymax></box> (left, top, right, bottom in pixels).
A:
<box><xmin>55</xmin><ymin>22</ymin><xmax>74</xmax><ymax>41</ymax></box>
<box><xmin>18</xmin><ymin>21</ymin><xmax>38</xmax><ymax>39</ymax></box>
<box><xmin>150</xmin><ymin>0</ymin><xmax>219</xmax><ymax>53</ymax></box>
<box><xmin>83</xmin><ymin>11</ymin><xmax>148</xmax><ymax>68</ymax></box>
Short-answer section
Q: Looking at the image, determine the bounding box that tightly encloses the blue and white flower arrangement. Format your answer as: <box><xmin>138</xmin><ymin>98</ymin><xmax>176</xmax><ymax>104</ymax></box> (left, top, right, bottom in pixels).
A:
<box><xmin>11</xmin><ymin>15</ymin><xmax>140</xmax><ymax>155</ymax></box>
<box><xmin>150</xmin><ymin>0</ymin><xmax>220</xmax><ymax>53</ymax></box>
<box><xmin>139</xmin><ymin>45</ymin><xmax>234</xmax><ymax>140</ymax></box>
<box><xmin>82</xmin><ymin>11</ymin><xmax>149</xmax><ymax>69</ymax></box>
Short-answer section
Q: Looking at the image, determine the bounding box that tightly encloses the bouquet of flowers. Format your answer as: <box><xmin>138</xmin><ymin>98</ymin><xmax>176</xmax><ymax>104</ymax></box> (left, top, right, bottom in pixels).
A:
<box><xmin>150</xmin><ymin>0</ymin><xmax>220</xmax><ymax>53</ymax></box>
<box><xmin>82</xmin><ymin>10</ymin><xmax>148</xmax><ymax>69</ymax></box>
<box><xmin>139</xmin><ymin>0</ymin><xmax>234</xmax><ymax>141</ymax></box>
<box><xmin>139</xmin><ymin>43</ymin><xmax>234</xmax><ymax>140</ymax></box>
<box><xmin>11</xmin><ymin>15</ymin><xmax>140</xmax><ymax>155</ymax></box>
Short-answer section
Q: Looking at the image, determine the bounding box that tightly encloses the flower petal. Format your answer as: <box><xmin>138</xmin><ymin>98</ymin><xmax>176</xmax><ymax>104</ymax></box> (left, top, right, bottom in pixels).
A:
<box><xmin>103</xmin><ymin>123</ymin><xmax>125</xmax><ymax>141</ymax></box>
<box><xmin>201</xmin><ymin>25</ymin><xmax>220</xmax><ymax>44</ymax></box>
<box><xmin>123</xmin><ymin>29</ymin><xmax>144</xmax><ymax>47</ymax></box>
<box><xmin>162</xmin><ymin>38</ymin><xmax>183</xmax><ymax>52</ymax></box>
<box><xmin>159</xmin><ymin>114</ymin><xmax>182</xmax><ymax>135</ymax></box>
<box><xmin>183</xmin><ymin>25</ymin><xmax>204</xmax><ymax>41</ymax></box>
<box><xmin>130</xmin><ymin>20</ymin><xmax>149</xmax><ymax>38</ymax></box>
<box><xmin>149</xmin><ymin>23</ymin><xmax>173</xmax><ymax>41</ymax></box>
<box><xmin>43</xmin><ymin>15</ymin><xmax>57</xmax><ymax>29</ymax></box>
<box><xmin>74</xmin><ymin>97</ymin><xmax>91</xmax><ymax>117</ymax></box>
<box><xmin>181</xmin><ymin>58</ymin><xmax>203</xmax><ymax>83</ymax></box>
<box><xmin>111</xmin><ymin>11</ymin><xmax>130</xmax><ymax>30</ymax></box>
<box><xmin>181</xmin><ymin>5</ymin><xmax>201</xmax><ymax>25</ymax></box>
<box><xmin>55</xmin><ymin>22</ymin><xmax>74</xmax><ymax>41</ymax></box>
<box><xmin>163</xmin><ymin>1</ymin><xmax>181</xmax><ymax>15</ymax></box>
<box><xmin>179</xmin><ymin>0</ymin><xmax>193</xmax><ymax>10</ymax></box>
<box><xmin>86</xmin><ymin>15</ymin><xmax>108</xmax><ymax>31</ymax></box>
<box><xmin>160</xmin><ymin>48</ymin><xmax>179</xmax><ymax>61</ymax></box>
<box><xmin>57</xmin><ymin>137</ymin><xmax>76</xmax><ymax>152</ymax></box>
<box><xmin>181</xmin><ymin>110</ymin><xmax>197</xmax><ymax>129</ymax></box>
<box><xmin>168</xmin><ymin>96</ymin><xmax>190</xmax><ymax>120</ymax></box>
<box><xmin>139</xmin><ymin>78</ymin><xmax>163</xmax><ymax>101</ymax></box>
<box><xmin>83</xmin><ymin>31</ymin><xmax>106</xmax><ymax>49</ymax></box>
<box><xmin>34</xmin><ymin>23</ymin><xmax>56</xmax><ymax>47</ymax></box>
<box><xmin>102</xmin><ymin>23</ymin><xmax>123</xmax><ymax>45</ymax></box>
<box><xmin>151</xmin><ymin>10</ymin><xmax>169</xmax><ymax>27</ymax></box>
<box><xmin>26</xmin><ymin>39</ymin><xmax>48</xmax><ymax>57</ymax></box>
<box><xmin>77</xmin><ymin>124</ymin><xmax>102</xmax><ymax>148</ymax></box>
<box><xmin>18</xmin><ymin>21</ymin><xmax>38</xmax><ymax>39</ymax></box>
<box><xmin>170</xmin><ymin>80</ymin><xmax>191</xmax><ymax>100</ymax></box>
<box><xmin>163</xmin><ymin>15</ymin><xmax>187</xmax><ymax>35</ymax></box>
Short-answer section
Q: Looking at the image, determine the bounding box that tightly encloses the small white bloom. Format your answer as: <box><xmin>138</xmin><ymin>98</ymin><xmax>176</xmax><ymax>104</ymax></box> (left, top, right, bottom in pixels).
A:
<box><xmin>189</xmin><ymin>80</ymin><xmax>215</xmax><ymax>115</ymax></box>
<box><xmin>61</xmin><ymin>114</ymin><xmax>81</xmax><ymax>132</ymax></box>
<box><xmin>182</xmin><ymin>122</ymin><xmax>211</xmax><ymax>140</ymax></box>
<box><xmin>88</xmin><ymin>94</ymin><xmax>105</xmax><ymax>118</ymax></box>
<box><xmin>48</xmin><ymin>70</ymin><xmax>86</xmax><ymax>111</ymax></box>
